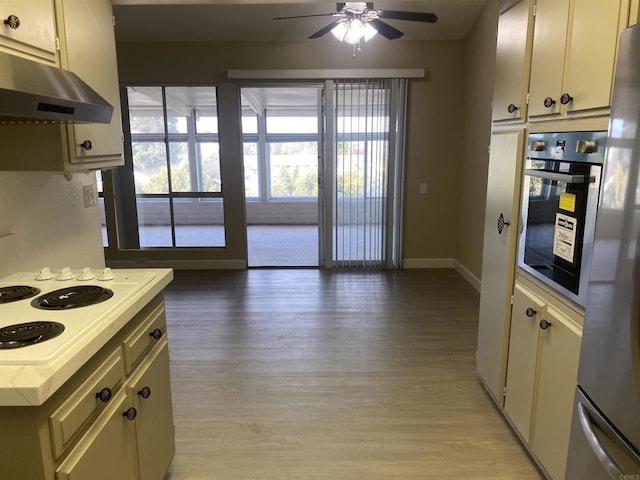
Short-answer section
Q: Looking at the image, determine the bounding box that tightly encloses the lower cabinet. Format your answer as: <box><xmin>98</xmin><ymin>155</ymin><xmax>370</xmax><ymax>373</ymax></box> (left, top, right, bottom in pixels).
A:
<box><xmin>56</xmin><ymin>392</ymin><xmax>138</xmax><ymax>480</ymax></box>
<box><xmin>128</xmin><ymin>342</ymin><xmax>175</xmax><ymax>480</ymax></box>
<box><xmin>504</xmin><ymin>280</ymin><xmax>582</xmax><ymax>480</ymax></box>
<box><xmin>56</xmin><ymin>340</ymin><xmax>173</xmax><ymax>480</ymax></box>
<box><xmin>0</xmin><ymin>294</ymin><xmax>175</xmax><ymax>480</ymax></box>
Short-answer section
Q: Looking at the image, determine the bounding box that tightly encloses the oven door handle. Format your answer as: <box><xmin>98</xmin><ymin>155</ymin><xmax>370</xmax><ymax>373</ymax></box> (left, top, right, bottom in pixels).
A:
<box><xmin>524</xmin><ymin>169</ymin><xmax>595</xmax><ymax>184</ymax></box>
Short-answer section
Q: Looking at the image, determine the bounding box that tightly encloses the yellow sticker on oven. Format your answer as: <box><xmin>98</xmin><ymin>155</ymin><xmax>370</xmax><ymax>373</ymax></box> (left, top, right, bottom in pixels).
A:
<box><xmin>559</xmin><ymin>192</ymin><xmax>576</xmax><ymax>212</ymax></box>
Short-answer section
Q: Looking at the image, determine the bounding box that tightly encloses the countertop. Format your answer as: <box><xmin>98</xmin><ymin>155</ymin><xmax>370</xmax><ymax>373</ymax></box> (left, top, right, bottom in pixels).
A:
<box><xmin>0</xmin><ymin>268</ymin><xmax>173</xmax><ymax>406</ymax></box>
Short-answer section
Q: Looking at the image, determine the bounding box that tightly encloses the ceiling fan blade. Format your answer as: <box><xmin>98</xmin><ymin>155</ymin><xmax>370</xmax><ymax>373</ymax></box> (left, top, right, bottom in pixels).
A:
<box><xmin>309</xmin><ymin>19</ymin><xmax>345</xmax><ymax>39</ymax></box>
<box><xmin>273</xmin><ymin>13</ymin><xmax>338</xmax><ymax>20</ymax></box>
<box><xmin>377</xmin><ymin>10</ymin><xmax>438</xmax><ymax>23</ymax></box>
<box><xmin>369</xmin><ymin>18</ymin><xmax>404</xmax><ymax>40</ymax></box>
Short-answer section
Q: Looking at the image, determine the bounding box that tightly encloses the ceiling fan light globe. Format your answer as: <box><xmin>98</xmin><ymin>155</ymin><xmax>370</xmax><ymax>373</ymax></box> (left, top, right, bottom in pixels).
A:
<box><xmin>362</xmin><ymin>22</ymin><xmax>378</xmax><ymax>41</ymax></box>
<box><xmin>344</xmin><ymin>19</ymin><xmax>366</xmax><ymax>44</ymax></box>
<box><xmin>330</xmin><ymin>22</ymin><xmax>349</xmax><ymax>41</ymax></box>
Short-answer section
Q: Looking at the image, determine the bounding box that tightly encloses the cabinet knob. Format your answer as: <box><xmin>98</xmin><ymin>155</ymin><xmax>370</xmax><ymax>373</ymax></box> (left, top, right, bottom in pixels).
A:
<box><xmin>138</xmin><ymin>386</ymin><xmax>152</xmax><ymax>399</ymax></box>
<box><xmin>95</xmin><ymin>387</ymin><xmax>113</xmax><ymax>403</ymax></box>
<box><xmin>560</xmin><ymin>93</ymin><xmax>574</xmax><ymax>105</ymax></box>
<box><xmin>543</xmin><ymin>97</ymin><xmax>556</xmax><ymax>108</ymax></box>
<box><xmin>3</xmin><ymin>15</ymin><xmax>20</xmax><ymax>29</ymax></box>
<box><xmin>80</xmin><ymin>140</ymin><xmax>93</xmax><ymax>151</ymax></box>
<box><xmin>497</xmin><ymin>213</ymin><xmax>510</xmax><ymax>235</ymax></box>
<box><xmin>122</xmin><ymin>407</ymin><xmax>137</xmax><ymax>421</ymax></box>
<box><xmin>525</xmin><ymin>307</ymin><xmax>537</xmax><ymax>318</ymax></box>
<box><xmin>539</xmin><ymin>319</ymin><xmax>552</xmax><ymax>330</ymax></box>
<box><xmin>150</xmin><ymin>328</ymin><xmax>162</xmax><ymax>340</ymax></box>
<box><xmin>507</xmin><ymin>103</ymin><xmax>518</xmax><ymax>114</ymax></box>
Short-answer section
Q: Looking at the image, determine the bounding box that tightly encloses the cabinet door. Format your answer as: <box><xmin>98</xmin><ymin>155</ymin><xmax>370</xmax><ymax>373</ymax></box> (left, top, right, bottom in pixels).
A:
<box><xmin>503</xmin><ymin>282</ymin><xmax>546</xmax><ymax>441</ymax></box>
<box><xmin>531</xmin><ymin>306</ymin><xmax>581</xmax><ymax>480</ymax></box>
<box><xmin>56</xmin><ymin>392</ymin><xmax>137</xmax><ymax>480</ymax></box>
<box><xmin>56</xmin><ymin>0</ymin><xmax>123</xmax><ymax>168</ymax></box>
<box><xmin>528</xmin><ymin>0</ymin><xmax>570</xmax><ymax>118</ymax></box>
<box><xmin>476</xmin><ymin>131</ymin><xmax>524</xmax><ymax>402</ymax></box>
<box><xmin>128</xmin><ymin>342</ymin><xmax>175</xmax><ymax>480</ymax></box>
<box><xmin>563</xmin><ymin>0</ymin><xmax>624</xmax><ymax>114</ymax></box>
<box><xmin>0</xmin><ymin>0</ymin><xmax>57</xmax><ymax>63</ymax></box>
<box><xmin>492</xmin><ymin>0</ymin><xmax>533</xmax><ymax>122</ymax></box>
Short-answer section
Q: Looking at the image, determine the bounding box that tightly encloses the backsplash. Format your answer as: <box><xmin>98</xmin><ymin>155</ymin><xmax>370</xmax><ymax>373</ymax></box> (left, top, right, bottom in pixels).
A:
<box><xmin>0</xmin><ymin>171</ymin><xmax>105</xmax><ymax>275</ymax></box>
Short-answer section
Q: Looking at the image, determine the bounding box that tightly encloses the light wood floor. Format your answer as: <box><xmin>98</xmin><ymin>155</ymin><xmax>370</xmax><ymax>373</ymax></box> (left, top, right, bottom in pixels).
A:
<box><xmin>163</xmin><ymin>269</ymin><xmax>542</xmax><ymax>480</ymax></box>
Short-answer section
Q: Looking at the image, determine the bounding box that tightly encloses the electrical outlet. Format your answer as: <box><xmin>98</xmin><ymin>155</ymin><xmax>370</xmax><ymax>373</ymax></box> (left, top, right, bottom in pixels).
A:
<box><xmin>83</xmin><ymin>184</ymin><xmax>97</xmax><ymax>208</ymax></box>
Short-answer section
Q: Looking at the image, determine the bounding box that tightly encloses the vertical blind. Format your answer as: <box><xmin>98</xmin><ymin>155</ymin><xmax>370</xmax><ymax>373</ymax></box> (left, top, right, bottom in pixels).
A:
<box><xmin>331</xmin><ymin>78</ymin><xmax>407</xmax><ymax>269</ymax></box>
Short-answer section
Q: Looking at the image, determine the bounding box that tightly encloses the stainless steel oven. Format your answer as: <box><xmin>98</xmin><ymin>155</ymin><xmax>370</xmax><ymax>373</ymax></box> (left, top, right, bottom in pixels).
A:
<box><xmin>518</xmin><ymin>131</ymin><xmax>606</xmax><ymax>307</ymax></box>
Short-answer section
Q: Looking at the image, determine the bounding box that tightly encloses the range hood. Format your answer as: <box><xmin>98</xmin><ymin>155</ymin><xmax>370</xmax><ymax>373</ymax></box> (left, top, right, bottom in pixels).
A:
<box><xmin>0</xmin><ymin>52</ymin><xmax>113</xmax><ymax>124</ymax></box>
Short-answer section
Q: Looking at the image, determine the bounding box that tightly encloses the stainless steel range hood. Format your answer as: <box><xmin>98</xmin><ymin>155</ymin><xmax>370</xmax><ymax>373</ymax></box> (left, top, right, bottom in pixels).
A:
<box><xmin>0</xmin><ymin>52</ymin><xmax>113</xmax><ymax>124</ymax></box>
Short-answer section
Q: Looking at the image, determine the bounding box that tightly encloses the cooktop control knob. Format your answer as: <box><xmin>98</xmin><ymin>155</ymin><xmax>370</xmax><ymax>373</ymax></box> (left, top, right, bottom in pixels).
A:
<box><xmin>35</xmin><ymin>267</ymin><xmax>54</xmax><ymax>281</ymax></box>
<box><xmin>56</xmin><ymin>267</ymin><xmax>75</xmax><ymax>281</ymax></box>
<box><xmin>576</xmin><ymin>140</ymin><xmax>597</xmax><ymax>154</ymax></box>
<box><xmin>77</xmin><ymin>267</ymin><xmax>96</xmax><ymax>281</ymax></box>
<box><xmin>97</xmin><ymin>267</ymin><xmax>116</xmax><ymax>281</ymax></box>
<box><xmin>530</xmin><ymin>140</ymin><xmax>546</xmax><ymax>152</ymax></box>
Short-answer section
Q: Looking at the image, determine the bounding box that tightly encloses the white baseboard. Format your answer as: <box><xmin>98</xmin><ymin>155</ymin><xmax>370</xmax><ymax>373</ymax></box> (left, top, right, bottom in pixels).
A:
<box><xmin>106</xmin><ymin>259</ymin><xmax>247</xmax><ymax>270</ymax></box>
<box><xmin>403</xmin><ymin>257</ymin><xmax>481</xmax><ymax>292</ymax></box>
<box><xmin>454</xmin><ymin>260</ymin><xmax>481</xmax><ymax>292</ymax></box>
<box><xmin>402</xmin><ymin>258</ymin><xmax>455</xmax><ymax>269</ymax></box>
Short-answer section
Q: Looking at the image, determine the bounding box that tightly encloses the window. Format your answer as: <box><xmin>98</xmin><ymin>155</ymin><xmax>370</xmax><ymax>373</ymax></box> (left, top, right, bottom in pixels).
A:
<box><xmin>240</xmin><ymin>101</ymin><xmax>320</xmax><ymax>201</ymax></box>
<box><xmin>124</xmin><ymin>86</ymin><xmax>225</xmax><ymax>248</ymax></box>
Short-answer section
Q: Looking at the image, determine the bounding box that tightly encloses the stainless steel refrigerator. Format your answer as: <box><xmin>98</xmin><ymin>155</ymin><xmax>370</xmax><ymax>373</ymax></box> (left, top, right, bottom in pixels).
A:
<box><xmin>565</xmin><ymin>23</ymin><xmax>640</xmax><ymax>478</ymax></box>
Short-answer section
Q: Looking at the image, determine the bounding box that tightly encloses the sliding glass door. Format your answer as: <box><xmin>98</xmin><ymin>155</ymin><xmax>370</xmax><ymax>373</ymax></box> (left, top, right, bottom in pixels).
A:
<box><xmin>324</xmin><ymin>78</ymin><xmax>407</xmax><ymax>268</ymax></box>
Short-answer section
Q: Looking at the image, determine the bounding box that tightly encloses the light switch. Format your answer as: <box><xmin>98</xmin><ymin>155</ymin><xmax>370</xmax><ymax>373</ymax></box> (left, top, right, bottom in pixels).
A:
<box><xmin>419</xmin><ymin>183</ymin><xmax>427</xmax><ymax>194</ymax></box>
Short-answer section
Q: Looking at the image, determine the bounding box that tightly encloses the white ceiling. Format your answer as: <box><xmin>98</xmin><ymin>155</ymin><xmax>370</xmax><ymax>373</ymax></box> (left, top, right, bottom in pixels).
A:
<box><xmin>112</xmin><ymin>1</ymin><xmax>490</xmax><ymax>43</ymax></box>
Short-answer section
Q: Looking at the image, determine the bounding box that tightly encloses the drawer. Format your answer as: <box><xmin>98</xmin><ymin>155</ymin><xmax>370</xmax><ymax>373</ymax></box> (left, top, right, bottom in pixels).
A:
<box><xmin>49</xmin><ymin>347</ymin><xmax>125</xmax><ymax>459</ymax></box>
<box><xmin>123</xmin><ymin>301</ymin><xmax>167</xmax><ymax>373</ymax></box>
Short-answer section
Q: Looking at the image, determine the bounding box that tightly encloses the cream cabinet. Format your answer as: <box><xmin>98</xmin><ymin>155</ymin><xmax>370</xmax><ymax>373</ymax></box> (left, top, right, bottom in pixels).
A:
<box><xmin>528</xmin><ymin>0</ymin><xmax>627</xmax><ymax>119</ymax></box>
<box><xmin>492</xmin><ymin>0</ymin><xmax>535</xmax><ymax>123</ymax></box>
<box><xmin>0</xmin><ymin>0</ymin><xmax>124</xmax><ymax>172</ymax></box>
<box><xmin>476</xmin><ymin>130</ymin><xmax>525</xmax><ymax>403</ymax></box>
<box><xmin>503</xmin><ymin>280</ymin><xmax>582</xmax><ymax>480</ymax></box>
<box><xmin>0</xmin><ymin>0</ymin><xmax>57</xmax><ymax>64</ymax></box>
<box><xmin>0</xmin><ymin>294</ymin><xmax>174</xmax><ymax>480</ymax></box>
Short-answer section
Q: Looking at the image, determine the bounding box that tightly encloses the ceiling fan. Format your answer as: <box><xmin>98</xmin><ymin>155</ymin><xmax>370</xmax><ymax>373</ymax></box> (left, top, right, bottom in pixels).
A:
<box><xmin>273</xmin><ymin>2</ymin><xmax>438</xmax><ymax>43</ymax></box>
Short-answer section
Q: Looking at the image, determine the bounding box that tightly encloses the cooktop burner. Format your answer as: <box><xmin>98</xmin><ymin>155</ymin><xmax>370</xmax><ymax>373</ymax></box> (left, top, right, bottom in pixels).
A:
<box><xmin>0</xmin><ymin>322</ymin><xmax>65</xmax><ymax>349</ymax></box>
<box><xmin>0</xmin><ymin>286</ymin><xmax>41</xmax><ymax>304</ymax></box>
<box><xmin>31</xmin><ymin>285</ymin><xmax>114</xmax><ymax>310</ymax></box>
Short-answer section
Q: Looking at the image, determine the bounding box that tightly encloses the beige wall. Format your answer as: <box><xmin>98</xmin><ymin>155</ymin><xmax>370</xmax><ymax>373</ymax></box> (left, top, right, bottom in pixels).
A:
<box><xmin>114</xmin><ymin>38</ymin><xmax>469</xmax><ymax>267</ymax></box>
<box><xmin>0</xmin><ymin>172</ymin><xmax>105</xmax><ymax>277</ymax></box>
<box><xmin>456</xmin><ymin>1</ymin><xmax>499</xmax><ymax>284</ymax></box>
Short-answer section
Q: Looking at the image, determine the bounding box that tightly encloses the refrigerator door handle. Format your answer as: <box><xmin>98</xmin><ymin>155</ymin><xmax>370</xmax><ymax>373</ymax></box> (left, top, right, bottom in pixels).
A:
<box><xmin>577</xmin><ymin>402</ymin><xmax>623</xmax><ymax>478</ymax></box>
<box><xmin>632</xmin><ymin>232</ymin><xmax>640</xmax><ymax>399</ymax></box>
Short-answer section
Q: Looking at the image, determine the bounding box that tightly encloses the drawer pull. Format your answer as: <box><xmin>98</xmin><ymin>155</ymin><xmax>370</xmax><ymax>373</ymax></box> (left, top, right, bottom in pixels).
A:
<box><xmin>138</xmin><ymin>386</ymin><xmax>152</xmax><ymax>399</ymax></box>
<box><xmin>525</xmin><ymin>307</ymin><xmax>537</xmax><ymax>318</ymax></box>
<box><xmin>539</xmin><ymin>319</ymin><xmax>552</xmax><ymax>330</ymax></box>
<box><xmin>95</xmin><ymin>387</ymin><xmax>113</xmax><ymax>403</ymax></box>
<box><xmin>122</xmin><ymin>407</ymin><xmax>137</xmax><ymax>421</ymax></box>
<box><xmin>507</xmin><ymin>103</ymin><xmax>518</xmax><ymax>114</ymax></box>
<box><xmin>80</xmin><ymin>140</ymin><xmax>93</xmax><ymax>151</ymax></box>
<box><xmin>543</xmin><ymin>96</ymin><xmax>556</xmax><ymax>108</ymax></box>
<box><xmin>560</xmin><ymin>93</ymin><xmax>574</xmax><ymax>105</ymax></box>
<box><xmin>3</xmin><ymin>15</ymin><xmax>20</xmax><ymax>29</ymax></box>
<box><xmin>150</xmin><ymin>328</ymin><xmax>162</xmax><ymax>340</ymax></box>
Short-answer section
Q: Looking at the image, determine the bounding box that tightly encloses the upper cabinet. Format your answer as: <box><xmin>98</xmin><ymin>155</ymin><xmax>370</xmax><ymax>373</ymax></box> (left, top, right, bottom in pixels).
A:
<box><xmin>492</xmin><ymin>0</ymin><xmax>535</xmax><ymax>123</ymax></box>
<box><xmin>528</xmin><ymin>0</ymin><xmax>628</xmax><ymax>120</ymax></box>
<box><xmin>0</xmin><ymin>0</ymin><xmax>123</xmax><ymax>172</ymax></box>
<box><xmin>0</xmin><ymin>0</ymin><xmax>57</xmax><ymax>64</ymax></box>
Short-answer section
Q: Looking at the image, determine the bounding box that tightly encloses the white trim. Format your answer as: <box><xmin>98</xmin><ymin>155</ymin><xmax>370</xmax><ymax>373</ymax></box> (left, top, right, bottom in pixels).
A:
<box><xmin>107</xmin><ymin>259</ymin><xmax>247</xmax><ymax>270</ymax></box>
<box><xmin>228</xmin><ymin>69</ymin><xmax>426</xmax><ymax>80</ymax></box>
<box><xmin>402</xmin><ymin>258</ymin><xmax>455</xmax><ymax>269</ymax></box>
<box><xmin>454</xmin><ymin>260</ymin><xmax>481</xmax><ymax>292</ymax></box>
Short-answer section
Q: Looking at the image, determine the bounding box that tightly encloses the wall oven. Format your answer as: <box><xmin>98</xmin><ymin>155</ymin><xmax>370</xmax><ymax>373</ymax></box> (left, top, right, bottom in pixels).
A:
<box><xmin>518</xmin><ymin>131</ymin><xmax>606</xmax><ymax>307</ymax></box>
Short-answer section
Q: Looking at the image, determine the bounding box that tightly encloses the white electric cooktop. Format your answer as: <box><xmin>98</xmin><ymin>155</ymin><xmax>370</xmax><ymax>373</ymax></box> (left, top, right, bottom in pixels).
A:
<box><xmin>0</xmin><ymin>268</ymin><xmax>158</xmax><ymax>365</ymax></box>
